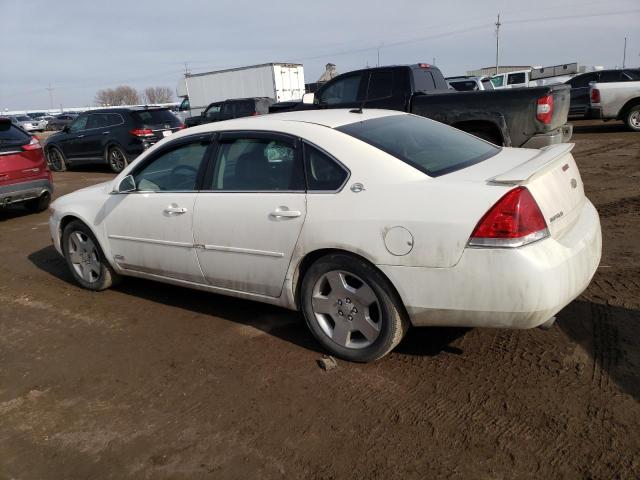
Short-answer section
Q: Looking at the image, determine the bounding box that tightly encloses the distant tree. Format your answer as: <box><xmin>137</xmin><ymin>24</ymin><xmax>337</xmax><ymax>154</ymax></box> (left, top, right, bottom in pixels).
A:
<box><xmin>143</xmin><ymin>86</ymin><xmax>173</xmax><ymax>104</ymax></box>
<box><xmin>94</xmin><ymin>85</ymin><xmax>140</xmax><ymax>106</ymax></box>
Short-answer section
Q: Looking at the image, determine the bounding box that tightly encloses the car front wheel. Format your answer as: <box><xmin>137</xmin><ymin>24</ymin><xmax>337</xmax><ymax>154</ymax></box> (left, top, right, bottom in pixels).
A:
<box><xmin>300</xmin><ymin>253</ymin><xmax>409</xmax><ymax>362</ymax></box>
<box><xmin>62</xmin><ymin>220</ymin><xmax>120</xmax><ymax>291</ymax></box>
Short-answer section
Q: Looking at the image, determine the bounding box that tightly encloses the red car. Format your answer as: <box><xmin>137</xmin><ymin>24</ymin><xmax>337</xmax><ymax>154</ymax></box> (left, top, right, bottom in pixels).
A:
<box><xmin>0</xmin><ymin>117</ymin><xmax>53</xmax><ymax>212</ymax></box>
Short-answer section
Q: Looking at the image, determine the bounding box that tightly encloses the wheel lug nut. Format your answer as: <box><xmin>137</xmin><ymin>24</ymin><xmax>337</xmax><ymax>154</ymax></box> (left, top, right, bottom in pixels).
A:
<box><xmin>352</xmin><ymin>308</ymin><xmax>358</xmax><ymax>314</ymax></box>
<box><xmin>346</xmin><ymin>298</ymin><xmax>351</xmax><ymax>304</ymax></box>
<box><xmin>348</xmin><ymin>315</ymin><xmax>353</xmax><ymax>321</ymax></box>
<box><xmin>337</xmin><ymin>300</ymin><xmax>342</xmax><ymax>305</ymax></box>
<box><xmin>338</xmin><ymin>311</ymin><xmax>343</xmax><ymax>316</ymax></box>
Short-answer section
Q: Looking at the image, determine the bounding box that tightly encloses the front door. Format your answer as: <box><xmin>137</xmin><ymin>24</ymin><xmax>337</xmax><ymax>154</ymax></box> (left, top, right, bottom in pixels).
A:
<box><xmin>193</xmin><ymin>132</ymin><xmax>307</xmax><ymax>297</ymax></box>
<box><xmin>60</xmin><ymin>114</ymin><xmax>89</xmax><ymax>160</ymax></box>
<box><xmin>103</xmin><ymin>134</ymin><xmax>212</xmax><ymax>283</ymax></box>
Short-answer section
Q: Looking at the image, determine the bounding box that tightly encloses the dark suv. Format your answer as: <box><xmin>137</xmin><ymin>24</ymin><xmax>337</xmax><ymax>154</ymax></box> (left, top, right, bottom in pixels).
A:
<box><xmin>566</xmin><ymin>68</ymin><xmax>640</xmax><ymax>118</ymax></box>
<box><xmin>45</xmin><ymin>107</ymin><xmax>184</xmax><ymax>172</ymax></box>
<box><xmin>184</xmin><ymin>97</ymin><xmax>273</xmax><ymax>127</ymax></box>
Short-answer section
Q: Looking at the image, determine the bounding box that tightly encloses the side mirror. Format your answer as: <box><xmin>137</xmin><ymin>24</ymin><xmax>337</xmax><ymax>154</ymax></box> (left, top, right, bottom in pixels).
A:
<box><xmin>114</xmin><ymin>175</ymin><xmax>136</xmax><ymax>193</ymax></box>
<box><xmin>62</xmin><ymin>125</ymin><xmax>70</xmax><ymax>133</ymax></box>
<box><xmin>302</xmin><ymin>93</ymin><xmax>315</xmax><ymax>105</ymax></box>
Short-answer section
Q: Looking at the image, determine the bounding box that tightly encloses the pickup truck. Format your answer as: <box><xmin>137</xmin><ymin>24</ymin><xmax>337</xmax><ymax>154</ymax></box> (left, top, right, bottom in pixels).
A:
<box><xmin>185</xmin><ymin>97</ymin><xmax>273</xmax><ymax>128</ymax></box>
<box><xmin>273</xmin><ymin>64</ymin><xmax>573</xmax><ymax>148</ymax></box>
<box><xmin>589</xmin><ymin>80</ymin><xmax>640</xmax><ymax>131</ymax></box>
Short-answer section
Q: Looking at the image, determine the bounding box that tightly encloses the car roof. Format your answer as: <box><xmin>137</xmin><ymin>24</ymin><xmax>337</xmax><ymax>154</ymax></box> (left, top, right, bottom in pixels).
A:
<box><xmin>179</xmin><ymin>109</ymin><xmax>406</xmax><ymax>137</ymax></box>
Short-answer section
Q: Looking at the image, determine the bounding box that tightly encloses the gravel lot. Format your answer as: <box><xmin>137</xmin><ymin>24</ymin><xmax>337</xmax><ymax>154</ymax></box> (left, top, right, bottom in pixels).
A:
<box><xmin>1</xmin><ymin>121</ymin><xmax>639</xmax><ymax>479</ymax></box>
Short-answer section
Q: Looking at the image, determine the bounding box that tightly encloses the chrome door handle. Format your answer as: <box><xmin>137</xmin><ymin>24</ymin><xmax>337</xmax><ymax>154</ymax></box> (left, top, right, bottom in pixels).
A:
<box><xmin>164</xmin><ymin>206</ymin><xmax>188</xmax><ymax>215</ymax></box>
<box><xmin>76</xmin><ymin>134</ymin><xmax>85</xmax><ymax>138</ymax></box>
<box><xmin>269</xmin><ymin>208</ymin><xmax>301</xmax><ymax>218</ymax></box>
<box><xmin>102</xmin><ymin>131</ymin><xmax>110</xmax><ymax>135</ymax></box>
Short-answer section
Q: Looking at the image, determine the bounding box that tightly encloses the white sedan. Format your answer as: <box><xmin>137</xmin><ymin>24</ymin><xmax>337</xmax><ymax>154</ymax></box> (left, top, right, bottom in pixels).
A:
<box><xmin>49</xmin><ymin>109</ymin><xmax>601</xmax><ymax>362</ymax></box>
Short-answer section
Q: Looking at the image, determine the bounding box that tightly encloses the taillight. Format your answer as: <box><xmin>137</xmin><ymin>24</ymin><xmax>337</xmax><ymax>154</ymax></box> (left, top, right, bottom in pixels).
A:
<box><xmin>468</xmin><ymin>187</ymin><xmax>549</xmax><ymax>248</ymax></box>
<box><xmin>536</xmin><ymin>94</ymin><xmax>554</xmax><ymax>124</ymax></box>
<box><xmin>177</xmin><ymin>124</ymin><xmax>186</xmax><ymax>130</ymax></box>
<box><xmin>129</xmin><ymin>128</ymin><xmax>154</xmax><ymax>137</ymax></box>
<box><xmin>22</xmin><ymin>137</ymin><xmax>42</xmax><ymax>151</ymax></box>
<box><xmin>590</xmin><ymin>88</ymin><xmax>601</xmax><ymax>104</ymax></box>
<box><xmin>419</xmin><ymin>63</ymin><xmax>431</xmax><ymax>68</ymax></box>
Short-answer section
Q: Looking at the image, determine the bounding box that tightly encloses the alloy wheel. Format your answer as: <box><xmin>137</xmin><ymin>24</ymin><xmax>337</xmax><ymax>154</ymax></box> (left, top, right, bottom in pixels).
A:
<box><xmin>311</xmin><ymin>270</ymin><xmax>382</xmax><ymax>349</ymax></box>
<box><xmin>109</xmin><ymin>148</ymin><xmax>126</xmax><ymax>172</ymax></box>
<box><xmin>67</xmin><ymin>231</ymin><xmax>101</xmax><ymax>283</ymax></box>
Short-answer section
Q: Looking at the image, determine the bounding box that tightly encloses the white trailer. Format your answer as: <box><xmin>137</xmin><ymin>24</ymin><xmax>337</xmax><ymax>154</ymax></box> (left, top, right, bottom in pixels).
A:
<box><xmin>176</xmin><ymin>63</ymin><xmax>305</xmax><ymax>119</ymax></box>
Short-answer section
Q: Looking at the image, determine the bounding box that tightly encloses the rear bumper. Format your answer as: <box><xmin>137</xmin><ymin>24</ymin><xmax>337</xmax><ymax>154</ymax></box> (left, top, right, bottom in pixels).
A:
<box><xmin>379</xmin><ymin>199</ymin><xmax>601</xmax><ymax>329</ymax></box>
<box><xmin>0</xmin><ymin>178</ymin><xmax>53</xmax><ymax>207</ymax></box>
<box><xmin>520</xmin><ymin>123</ymin><xmax>573</xmax><ymax>149</ymax></box>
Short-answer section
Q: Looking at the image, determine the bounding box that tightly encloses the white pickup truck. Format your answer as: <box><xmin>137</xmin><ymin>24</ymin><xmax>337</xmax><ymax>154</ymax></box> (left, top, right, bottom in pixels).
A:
<box><xmin>590</xmin><ymin>80</ymin><xmax>640</xmax><ymax>131</ymax></box>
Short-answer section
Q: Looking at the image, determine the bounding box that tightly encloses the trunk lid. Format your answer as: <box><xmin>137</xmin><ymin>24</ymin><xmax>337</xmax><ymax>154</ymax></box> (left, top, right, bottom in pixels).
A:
<box><xmin>488</xmin><ymin>144</ymin><xmax>585</xmax><ymax>238</ymax></box>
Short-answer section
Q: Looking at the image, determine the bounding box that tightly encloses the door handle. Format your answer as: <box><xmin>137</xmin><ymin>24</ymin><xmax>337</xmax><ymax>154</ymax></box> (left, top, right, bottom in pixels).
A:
<box><xmin>164</xmin><ymin>206</ymin><xmax>188</xmax><ymax>215</ymax></box>
<box><xmin>75</xmin><ymin>134</ymin><xmax>85</xmax><ymax>138</ymax></box>
<box><xmin>102</xmin><ymin>131</ymin><xmax>110</xmax><ymax>135</ymax></box>
<box><xmin>269</xmin><ymin>207</ymin><xmax>302</xmax><ymax>219</ymax></box>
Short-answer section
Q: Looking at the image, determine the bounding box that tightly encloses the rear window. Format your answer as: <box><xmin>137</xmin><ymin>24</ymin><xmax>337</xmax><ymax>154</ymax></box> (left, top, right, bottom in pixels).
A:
<box><xmin>131</xmin><ymin>109</ymin><xmax>179</xmax><ymax>125</ymax></box>
<box><xmin>0</xmin><ymin>123</ymin><xmax>30</xmax><ymax>145</ymax></box>
<box><xmin>336</xmin><ymin>114</ymin><xmax>500</xmax><ymax>177</ymax></box>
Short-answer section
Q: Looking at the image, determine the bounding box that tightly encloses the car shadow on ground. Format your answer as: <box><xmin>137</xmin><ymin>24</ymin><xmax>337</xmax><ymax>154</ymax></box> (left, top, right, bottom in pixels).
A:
<box><xmin>28</xmin><ymin>245</ymin><xmax>469</xmax><ymax>359</ymax></box>
<box><xmin>0</xmin><ymin>205</ymin><xmax>37</xmax><ymax>222</ymax></box>
<box><xmin>558</xmin><ymin>299</ymin><xmax>640</xmax><ymax>402</ymax></box>
<box><xmin>54</xmin><ymin>164</ymin><xmax>117</xmax><ymax>174</ymax></box>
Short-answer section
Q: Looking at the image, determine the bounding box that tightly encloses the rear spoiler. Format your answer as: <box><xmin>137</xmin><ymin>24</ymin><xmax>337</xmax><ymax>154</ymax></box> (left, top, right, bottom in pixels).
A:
<box><xmin>488</xmin><ymin>143</ymin><xmax>575</xmax><ymax>185</ymax></box>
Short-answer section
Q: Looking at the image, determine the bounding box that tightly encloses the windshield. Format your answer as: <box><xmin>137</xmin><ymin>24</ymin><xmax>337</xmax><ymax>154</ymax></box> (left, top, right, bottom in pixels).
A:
<box><xmin>337</xmin><ymin>114</ymin><xmax>500</xmax><ymax>177</ymax></box>
<box><xmin>16</xmin><ymin>116</ymin><xmax>31</xmax><ymax>121</ymax></box>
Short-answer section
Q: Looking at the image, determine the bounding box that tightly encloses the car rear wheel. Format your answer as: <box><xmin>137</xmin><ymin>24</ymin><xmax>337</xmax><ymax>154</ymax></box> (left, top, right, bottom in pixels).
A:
<box><xmin>300</xmin><ymin>253</ymin><xmax>409</xmax><ymax>362</ymax></box>
<box><xmin>24</xmin><ymin>192</ymin><xmax>51</xmax><ymax>213</ymax></box>
<box><xmin>47</xmin><ymin>147</ymin><xmax>66</xmax><ymax>172</ymax></box>
<box><xmin>107</xmin><ymin>146</ymin><xmax>128</xmax><ymax>173</ymax></box>
<box><xmin>625</xmin><ymin>105</ymin><xmax>640</xmax><ymax>132</ymax></box>
<box><xmin>62</xmin><ymin>220</ymin><xmax>121</xmax><ymax>291</ymax></box>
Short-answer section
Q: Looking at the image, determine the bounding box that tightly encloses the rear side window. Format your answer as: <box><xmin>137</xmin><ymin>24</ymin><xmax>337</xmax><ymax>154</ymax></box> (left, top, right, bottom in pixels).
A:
<box><xmin>0</xmin><ymin>123</ymin><xmax>30</xmax><ymax>145</ymax></box>
<box><xmin>132</xmin><ymin>109</ymin><xmax>179</xmax><ymax>125</ymax></box>
<box><xmin>449</xmin><ymin>80</ymin><xmax>478</xmax><ymax>91</ymax></box>
<box><xmin>507</xmin><ymin>72</ymin><xmax>526</xmax><ymax>85</ymax></box>
<box><xmin>210</xmin><ymin>138</ymin><xmax>304</xmax><ymax>191</ymax></box>
<box><xmin>600</xmin><ymin>71</ymin><xmax>622</xmax><ymax>82</ymax></box>
<box><xmin>337</xmin><ymin>114</ymin><xmax>500</xmax><ymax>177</ymax></box>
<box><xmin>490</xmin><ymin>75</ymin><xmax>504</xmax><ymax>87</ymax></box>
<box><xmin>304</xmin><ymin>144</ymin><xmax>348</xmax><ymax>191</ymax></box>
<box><xmin>367</xmin><ymin>71</ymin><xmax>394</xmax><ymax>99</ymax></box>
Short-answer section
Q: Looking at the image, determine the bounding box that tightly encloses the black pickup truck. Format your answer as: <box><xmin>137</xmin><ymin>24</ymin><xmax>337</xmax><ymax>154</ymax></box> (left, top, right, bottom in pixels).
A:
<box><xmin>272</xmin><ymin>64</ymin><xmax>573</xmax><ymax>148</ymax></box>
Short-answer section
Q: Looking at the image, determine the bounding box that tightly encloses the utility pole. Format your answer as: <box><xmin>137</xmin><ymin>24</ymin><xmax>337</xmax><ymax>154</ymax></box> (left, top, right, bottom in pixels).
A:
<box><xmin>46</xmin><ymin>82</ymin><xmax>54</xmax><ymax>111</ymax></box>
<box><xmin>432</xmin><ymin>57</ymin><xmax>436</xmax><ymax>65</ymax></box>
<box><xmin>377</xmin><ymin>46</ymin><xmax>380</xmax><ymax>67</ymax></box>
<box><xmin>623</xmin><ymin>37</ymin><xmax>627</xmax><ymax>68</ymax></box>
<box><xmin>495</xmin><ymin>14</ymin><xmax>501</xmax><ymax>75</ymax></box>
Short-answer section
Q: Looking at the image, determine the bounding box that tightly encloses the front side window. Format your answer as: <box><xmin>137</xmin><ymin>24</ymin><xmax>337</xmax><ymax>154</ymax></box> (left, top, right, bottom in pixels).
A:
<box><xmin>318</xmin><ymin>74</ymin><xmax>362</xmax><ymax>105</ymax></box>
<box><xmin>205</xmin><ymin>104</ymin><xmax>222</xmax><ymax>118</ymax></box>
<box><xmin>134</xmin><ymin>141</ymin><xmax>208</xmax><ymax>192</ymax></box>
<box><xmin>600</xmin><ymin>70</ymin><xmax>622</xmax><ymax>82</ymax></box>
<box><xmin>209</xmin><ymin>137</ymin><xmax>303</xmax><ymax>191</ymax></box>
<box><xmin>304</xmin><ymin>144</ymin><xmax>348</xmax><ymax>191</ymax></box>
<box><xmin>623</xmin><ymin>69</ymin><xmax>640</xmax><ymax>81</ymax></box>
<box><xmin>337</xmin><ymin>114</ymin><xmax>500</xmax><ymax>177</ymax></box>
<box><xmin>69</xmin><ymin>115</ymin><xmax>88</xmax><ymax>133</ymax></box>
<box><xmin>449</xmin><ymin>80</ymin><xmax>478</xmax><ymax>91</ymax></box>
<box><xmin>490</xmin><ymin>75</ymin><xmax>504</xmax><ymax>87</ymax></box>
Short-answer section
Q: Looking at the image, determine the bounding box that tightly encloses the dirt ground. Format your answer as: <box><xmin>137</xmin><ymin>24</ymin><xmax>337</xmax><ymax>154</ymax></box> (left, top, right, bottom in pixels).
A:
<box><xmin>1</xmin><ymin>120</ymin><xmax>639</xmax><ymax>479</ymax></box>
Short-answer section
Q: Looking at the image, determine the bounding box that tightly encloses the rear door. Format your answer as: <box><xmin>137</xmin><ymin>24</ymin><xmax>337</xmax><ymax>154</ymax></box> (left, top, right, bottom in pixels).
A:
<box><xmin>192</xmin><ymin>131</ymin><xmax>307</xmax><ymax>297</ymax></box>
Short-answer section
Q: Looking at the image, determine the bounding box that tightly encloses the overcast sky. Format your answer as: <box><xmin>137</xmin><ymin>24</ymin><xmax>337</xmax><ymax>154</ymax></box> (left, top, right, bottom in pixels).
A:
<box><xmin>1</xmin><ymin>0</ymin><xmax>638</xmax><ymax>111</ymax></box>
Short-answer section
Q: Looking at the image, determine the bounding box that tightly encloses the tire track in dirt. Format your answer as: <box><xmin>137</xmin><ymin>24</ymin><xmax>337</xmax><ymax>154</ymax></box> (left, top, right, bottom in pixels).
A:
<box><xmin>596</xmin><ymin>195</ymin><xmax>640</xmax><ymax>218</ymax></box>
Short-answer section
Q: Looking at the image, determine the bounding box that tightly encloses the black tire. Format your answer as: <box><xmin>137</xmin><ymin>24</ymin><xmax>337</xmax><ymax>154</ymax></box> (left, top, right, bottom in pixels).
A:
<box><xmin>62</xmin><ymin>220</ymin><xmax>121</xmax><ymax>291</ymax></box>
<box><xmin>47</xmin><ymin>146</ymin><xmax>67</xmax><ymax>172</ymax></box>
<box><xmin>300</xmin><ymin>253</ymin><xmax>409</xmax><ymax>362</ymax></box>
<box><xmin>24</xmin><ymin>192</ymin><xmax>51</xmax><ymax>213</ymax></box>
<box><xmin>625</xmin><ymin>105</ymin><xmax>640</xmax><ymax>132</ymax></box>
<box><xmin>106</xmin><ymin>146</ymin><xmax>128</xmax><ymax>173</ymax></box>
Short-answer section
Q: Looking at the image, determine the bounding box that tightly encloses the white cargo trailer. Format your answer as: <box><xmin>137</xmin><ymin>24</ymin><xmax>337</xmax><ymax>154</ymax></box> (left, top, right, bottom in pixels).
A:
<box><xmin>176</xmin><ymin>63</ymin><xmax>305</xmax><ymax>119</ymax></box>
